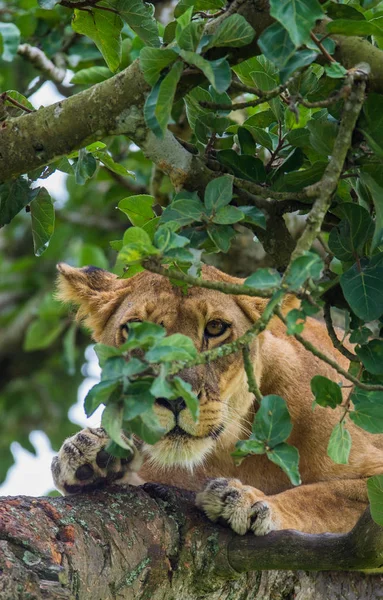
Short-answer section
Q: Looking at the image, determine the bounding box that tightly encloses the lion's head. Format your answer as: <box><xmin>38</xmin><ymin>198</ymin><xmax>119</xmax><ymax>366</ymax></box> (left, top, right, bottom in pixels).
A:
<box><xmin>57</xmin><ymin>263</ymin><xmax>268</xmax><ymax>469</ymax></box>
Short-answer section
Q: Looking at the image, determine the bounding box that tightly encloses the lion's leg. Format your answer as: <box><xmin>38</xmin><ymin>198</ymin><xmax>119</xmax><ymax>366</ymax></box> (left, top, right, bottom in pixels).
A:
<box><xmin>196</xmin><ymin>477</ymin><xmax>369</xmax><ymax>535</ymax></box>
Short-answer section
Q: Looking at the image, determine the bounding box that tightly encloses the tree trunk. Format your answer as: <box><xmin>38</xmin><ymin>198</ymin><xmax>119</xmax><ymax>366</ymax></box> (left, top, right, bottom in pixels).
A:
<box><xmin>1</xmin><ymin>484</ymin><xmax>383</xmax><ymax>600</ymax></box>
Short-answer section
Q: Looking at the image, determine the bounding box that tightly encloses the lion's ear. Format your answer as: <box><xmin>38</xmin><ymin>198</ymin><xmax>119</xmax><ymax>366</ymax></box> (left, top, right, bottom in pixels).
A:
<box><xmin>56</xmin><ymin>263</ymin><xmax>125</xmax><ymax>339</ymax></box>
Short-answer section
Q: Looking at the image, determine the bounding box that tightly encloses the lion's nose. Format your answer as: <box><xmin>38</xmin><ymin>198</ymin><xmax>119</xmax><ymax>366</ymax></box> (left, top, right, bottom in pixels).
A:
<box><xmin>156</xmin><ymin>397</ymin><xmax>186</xmax><ymax>415</ymax></box>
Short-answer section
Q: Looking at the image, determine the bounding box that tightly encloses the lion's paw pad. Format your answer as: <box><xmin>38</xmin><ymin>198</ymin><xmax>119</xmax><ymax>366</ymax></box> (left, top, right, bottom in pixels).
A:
<box><xmin>51</xmin><ymin>427</ymin><xmax>142</xmax><ymax>495</ymax></box>
<box><xmin>196</xmin><ymin>478</ymin><xmax>277</xmax><ymax>536</ymax></box>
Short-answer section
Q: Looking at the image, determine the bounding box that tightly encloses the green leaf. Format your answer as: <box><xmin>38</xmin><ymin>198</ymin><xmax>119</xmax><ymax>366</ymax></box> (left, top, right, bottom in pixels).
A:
<box><xmin>70</xmin><ymin>66</ymin><xmax>113</xmax><ymax>84</ymax></box>
<box><xmin>367</xmin><ymin>475</ymin><xmax>383</xmax><ymax>527</ymax></box>
<box><xmin>258</xmin><ymin>22</ymin><xmax>296</xmax><ymax>70</ymax></box>
<box><xmin>232</xmin><ymin>438</ymin><xmax>266</xmax><ymax>464</ymax></box>
<box><xmin>340</xmin><ymin>255</ymin><xmax>383</xmax><ymax>321</ymax></box>
<box><xmin>0</xmin><ymin>23</ymin><xmax>20</xmax><ymax>61</ymax></box>
<box><xmin>245</xmin><ymin>269</ymin><xmax>281</xmax><ymax>290</ymax></box>
<box><xmin>324</xmin><ymin>62</ymin><xmax>348</xmax><ymax>79</ymax></box>
<box><xmin>101</xmin><ymin>356</ymin><xmax>146</xmax><ymax>381</ymax></box>
<box><xmin>279</xmin><ymin>49</ymin><xmax>317</xmax><ymax>83</ymax></box>
<box><xmin>328</xmin><ymin>203</ymin><xmax>373</xmax><ymax>262</ymax></box>
<box><xmin>84</xmin><ymin>380</ymin><xmax>120</xmax><ymax>417</ymax></box>
<box><xmin>176</xmin><ymin>21</ymin><xmax>204</xmax><ymax>52</ymax></box>
<box><xmin>204</xmin><ymin>175</ymin><xmax>233</xmax><ymax>213</ymax></box>
<box><xmin>24</xmin><ymin>318</ymin><xmax>65</xmax><ymax>351</ymax></box>
<box><xmin>123</xmin><ymin>381</ymin><xmax>155</xmax><ymax>419</ymax></box>
<box><xmin>206</xmin><ymin>14</ymin><xmax>254</xmax><ymax>49</ymax></box>
<box><xmin>94</xmin><ymin>343</ymin><xmax>123</xmax><ymax>368</ymax></box>
<box><xmin>145</xmin><ymin>333</ymin><xmax>197</xmax><ymax>362</ymax></box>
<box><xmin>207</xmin><ymin>225</ymin><xmax>235</xmax><ymax>253</ymax></box>
<box><xmin>30</xmin><ymin>187</ymin><xmax>55</xmax><ymax>257</ymax></box>
<box><xmin>216</xmin><ymin>150</ymin><xmax>266</xmax><ymax>183</ymax></box>
<box><xmin>102</xmin><ymin>402</ymin><xmax>133</xmax><ymax>449</ymax></box>
<box><xmin>173</xmin><ymin>376</ymin><xmax>199</xmax><ymax>421</ymax></box>
<box><xmin>118</xmin><ymin>195</ymin><xmax>155</xmax><ymax>226</ymax></box>
<box><xmin>161</xmin><ymin>198</ymin><xmax>205</xmax><ymax>226</ymax></box>
<box><xmin>179</xmin><ymin>51</ymin><xmax>231</xmax><ymax>93</ymax></box>
<box><xmin>139</xmin><ymin>47</ymin><xmax>178</xmax><ymax>85</ymax></box>
<box><xmin>126</xmin><ymin>411</ymin><xmax>165</xmax><ymax>444</ymax></box>
<box><xmin>266</xmin><ymin>442</ymin><xmax>301</xmax><ymax>486</ymax></box>
<box><xmin>212</xmin><ymin>205</ymin><xmax>244</xmax><ymax>225</ymax></box>
<box><xmin>0</xmin><ymin>178</ymin><xmax>33</xmax><ymax>227</ymax></box>
<box><xmin>269</xmin><ymin>0</ymin><xmax>323</xmax><ymax>46</ymax></box>
<box><xmin>327</xmin><ymin>422</ymin><xmax>352</xmax><ymax>465</ymax></box>
<box><xmin>359</xmin><ymin>173</ymin><xmax>383</xmax><ymax>251</ymax></box>
<box><xmin>153</xmin><ymin>61</ymin><xmax>184</xmax><ymax>138</ymax></box>
<box><xmin>4</xmin><ymin>90</ymin><xmax>35</xmax><ymax>112</ymax></box>
<box><xmin>240</xmin><ymin>206</ymin><xmax>267</xmax><ymax>229</ymax></box>
<box><xmin>310</xmin><ymin>375</ymin><xmax>343</xmax><ymax>409</ymax></box>
<box><xmin>349</xmin><ymin>399</ymin><xmax>383</xmax><ymax>434</ymax></box>
<box><xmin>121</xmin><ymin>321</ymin><xmax>166</xmax><ymax>350</ymax></box>
<box><xmin>307</xmin><ymin>118</ymin><xmax>338</xmax><ymax>157</ymax></box>
<box><xmin>253</xmin><ymin>395</ymin><xmax>293</xmax><ymax>448</ymax></box>
<box><xmin>356</xmin><ymin>340</ymin><xmax>383</xmax><ymax>375</ymax></box>
<box><xmin>118</xmin><ymin>226</ymin><xmax>158</xmax><ymax>264</ymax></box>
<box><xmin>285</xmin><ymin>308</ymin><xmax>305</xmax><ymax>335</ymax></box>
<box><xmin>326</xmin><ymin>19</ymin><xmax>383</xmax><ymax>37</ymax></box>
<box><xmin>72</xmin><ymin>9</ymin><xmax>123</xmax><ymax>72</ymax></box>
<box><xmin>74</xmin><ymin>149</ymin><xmax>97</xmax><ymax>185</ymax></box>
<box><xmin>359</xmin><ymin>94</ymin><xmax>383</xmax><ymax>160</ymax></box>
<box><xmin>114</xmin><ymin>0</ymin><xmax>160</xmax><ymax>47</ymax></box>
<box><xmin>285</xmin><ymin>252</ymin><xmax>324</xmax><ymax>291</ymax></box>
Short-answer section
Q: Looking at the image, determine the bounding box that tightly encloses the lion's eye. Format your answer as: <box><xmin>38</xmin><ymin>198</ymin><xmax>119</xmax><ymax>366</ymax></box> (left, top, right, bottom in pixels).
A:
<box><xmin>204</xmin><ymin>320</ymin><xmax>230</xmax><ymax>338</ymax></box>
<box><xmin>121</xmin><ymin>319</ymin><xmax>142</xmax><ymax>340</ymax></box>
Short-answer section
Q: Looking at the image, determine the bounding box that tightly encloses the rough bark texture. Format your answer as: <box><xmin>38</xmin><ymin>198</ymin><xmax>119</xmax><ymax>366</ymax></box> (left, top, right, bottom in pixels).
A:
<box><xmin>1</xmin><ymin>485</ymin><xmax>383</xmax><ymax>600</ymax></box>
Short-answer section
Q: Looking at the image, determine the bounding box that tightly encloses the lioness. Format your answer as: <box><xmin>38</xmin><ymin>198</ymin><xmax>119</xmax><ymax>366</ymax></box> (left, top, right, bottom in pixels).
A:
<box><xmin>52</xmin><ymin>263</ymin><xmax>383</xmax><ymax>535</ymax></box>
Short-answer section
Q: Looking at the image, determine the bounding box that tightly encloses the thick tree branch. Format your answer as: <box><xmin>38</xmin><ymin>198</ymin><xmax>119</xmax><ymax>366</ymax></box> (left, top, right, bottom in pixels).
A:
<box><xmin>1</xmin><ymin>487</ymin><xmax>383</xmax><ymax>600</ymax></box>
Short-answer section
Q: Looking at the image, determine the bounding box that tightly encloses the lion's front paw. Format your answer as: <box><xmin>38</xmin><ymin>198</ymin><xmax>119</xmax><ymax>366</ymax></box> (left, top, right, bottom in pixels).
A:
<box><xmin>51</xmin><ymin>427</ymin><xmax>143</xmax><ymax>495</ymax></box>
<box><xmin>196</xmin><ymin>478</ymin><xmax>279</xmax><ymax>536</ymax></box>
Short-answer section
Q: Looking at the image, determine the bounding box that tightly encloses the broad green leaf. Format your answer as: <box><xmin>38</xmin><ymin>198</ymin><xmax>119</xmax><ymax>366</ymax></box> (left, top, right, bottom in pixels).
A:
<box><xmin>232</xmin><ymin>437</ymin><xmax>266</xmax><ymax>464</ymax></box>
<box><xmin>4</xmin><ymin>90</ymin><xmax>34</xmax><ymax>112</ymax></box>
<box><xmin>176</xmin><ymin>21</ymin><xmax>204</xmax><ymax>52</ymax></box>
<box><xmin>0</xmin><ymin>178</ymin><xmax>33</xmax><ymax>227</ymax></box>
<box><xmin>72</xmin><ymin>9</ymin><xmax>123</xmax><ymax>72</ymax></box>
<box><xmin>118</xmin><ymin>226</ymin><xmax>158</xmax><ymax>263</ymax></box>
<box><xmin>328</xmin><ymin>204</ymin><xmax>373</xmax><ymax>262</ymax></box>
<box><xmin>238</xmin><ymin>127</ymin><xmax>256</xmax><ymax>155</ymax></box>
<box><xmin>311</xmin><ymin>375</ymin><xmax>343</xmax><ymax>409</ymax></box>
<box><xmin>118</xmin><ymin>195</ymin><xmax>155</xmax><ymax>226</ymax></box>
<box><xmin>161</xmin><ymin>198</ymin><xmax>205</xmax><ymax>226</ymax></box>
<box><xmin>206</xmin><ymin>14</ymin><xmax>254</xmax><ymax>49</ymax></box>
<box><xmin>84</xmin><ymin>380</ymin><xmax>120</xmax><ymax>417</ymax></box>
<box><xmin>307</xmin><ymin>118</ymin><xmax>338</xmax><ymax>157</ymax></box>
<box><xmin>179</xmin><ymin>51</ymin><xmax>231</xmax><ymax>93</ymax></box>
<box><xmin>253</xmin><ymin>395</ymin><xmax>292</xmax><ymax>448</ymax></box>
<box><xmin>70</xmin><ymin>67</ymin><xmax>113</xmax><ymax>85</ymax></box>
<box><xmin>367</xmin><ymin>475</ymin><xmax>383</xmax><ymax>526</ymax></box>
<box><xmin>258</xmin><ymin>22</ymin><xmax>296</xmax><ymax>70</ymax></box>
<box><xmin>121</xmin><ymin>321</ymin><xmax>166</xmax><ymax>350</ymax></box>
<box><xmin>101</xmin><ymin>356</ymin><xmax>146</xmax><ymax>381</ymax></box>
<box><xmin>123</xmin><ymin>381</ymin><xmax>155</xmax><ymax>419</ymax></box>
<box><xmin>356</xmin><ymin>340</ymin><xmax>383</xmax><ymax>375</ymax></box>
<box><xmin>245</xmin><ymin>269</ymin><xmax>281</xmax><ymax>290</ymax></box>
<box><xmin>285</xmin><ymin>252</ymin><xmax>324</xmax><ymax>291</ymax></box>
<box><xmin>102</xmin><ymin>402</ymin><xmax>133</xmax><ymax>449</ymax></box>
<box><xmin>24</xmin><ymin>318</ymin><xmax>65</xmax><ymax>351</ymax></box>
<box><xmin>326</xmin><ymin>19</ymin><xmax>383</xmax><ymax>37</ymax></box>
<box><xmin>204</xmin><ymin>175</ymin><xmax>233</xmax><ymax>213</ymax></box>
<box><xmin>349</xmin><ymin>400</ymin><xmax>383</xmax><ymax>434</ymax></box>
<box><xmin>242</xmin><ymin>126</ymin><xmax>273</xmax><ymax>151</ymax></box>
<box><xmin>327</xmin><ymin>422</ymin><xmax>352</xmax><ymax>465</ymax></box>
<box><xmin>340</xmin><ymin>255</ymin><xmax>383</xmax><ymax>321</ymax></box>
<box><xmin>113</xmin><ymin>0</ymin><xmax>160</xmax><ymax>47</ymax></box>
<box><xmin>94</xmin><ymin>151</ymin><xmax>134</xmax><ymax>178</ymax></box>
<box><xmin>126</xmin><ymin>410</ymin><xmax>165</xmax><ymax>444</ymax></box>
<box><xmin>267</xmin><ymin>442</ymin><xmax>301</xmax><ymax>486</ymax></box>
<box><xmin>207</xmin><ymin>224</ymin><xmax>235</xmax><ymax>253</ymax></box>
<box><xmin>78</xmin><ymin>243</ymin><xmax>108</xmax><ymax>269</ymax></box>
<box><xmin>359</xmin><ymin>94</ymin><xmax>383</xmax><ymax>160</ymax></box>
<box><xmin>173</xmin><ymin>376</ymin><xmax>199</xmax><ymax>421</ymax></box>
<box><xmin>143</xmin><ymin>77</ymin><xmax>162</xmax><ymax>137</ymax></box>
<box><xmin>139</xmin><ymin>47</ymin><xmax>178</xmax><ymax>85</ymax></box>
<box><xmin>217</xmin><ymin>150</ymin><xmax>266</xmax><ymax>183</ymax></box>
<box><xmin>74</xmin><ymin>149</ymin><xmax>97</xmax><ymax>185</ymax></box>
<box><xmin>279</xmin><ymin>49</ymin><xmax>318</xmax><ymax>83</ymax></box>
<box><xmin>0</xmin><ymin>23</ymin><xmax>20</xmax><ymax>62</ymax></box>
<box><xmin>153</xmin><ymin>61</ymin><xmax>184</xmax><ymax>138</ymax></box>
<box><xmin>285</xmin><ymin>308</ymin><xmax>305</xmax><ymax>335</ymax></box>
<box><xmin>359</xmin><ymin>173</ymin><xmax>383</xmax><ymax>251</ymax></box>
<box><xmin>145</xmin><ymin>333</ymin><xmax>197</xmax><ymax>362</ymax></box>
<box><xmin>240</xmin><ymin>206</ymin><xmax>267</xmax><ymax>229</ymax></box>
<box><xmin>30</xmin><ymin>187</ymin><xmax>55</xmax><ymax>257</ymax></box>
<box><xmin>272</xmin><ymin>162</ymin><xmax>327</xmax><ymax>192</ymax></box>
<box><xmin>94</xmin><ymin>343</ymin><xmax>123</xmax><ymax>368</ymax></box>
<box><xmin>212</xmin><ymin>205</ymin><xmax>244</xmax><ymax>225</ymax></box>
<box><xmin>270</xmin><ymin>0</ymin><xmax>323</xmax><ymax>46</ymax></box>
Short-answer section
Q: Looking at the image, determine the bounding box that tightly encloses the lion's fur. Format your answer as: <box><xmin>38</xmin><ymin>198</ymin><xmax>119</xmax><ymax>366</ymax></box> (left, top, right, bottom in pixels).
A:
<box><xmin>56</xmin><ymin>263</ymin><xmax>383</xmax><ymax>533</ymax></box>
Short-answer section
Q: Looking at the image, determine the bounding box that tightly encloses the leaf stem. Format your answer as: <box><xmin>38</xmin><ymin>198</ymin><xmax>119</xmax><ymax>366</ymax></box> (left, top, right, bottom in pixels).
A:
<box><xmin>242</xmin><ymin>345</ymin><xmax>262</xmax><ymax>404</ymax></box>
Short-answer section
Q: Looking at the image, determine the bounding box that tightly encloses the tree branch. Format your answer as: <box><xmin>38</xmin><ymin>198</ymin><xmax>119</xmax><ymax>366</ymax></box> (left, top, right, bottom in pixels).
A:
<box><xmin>1</xmin><ymin>487</ymin><xmax>383</xmax><ymax>600</ymax></box>
<box><xmin>17</xmin><ymin>44</ymin><xmax>67</xmax><ymax>84</ymax></box>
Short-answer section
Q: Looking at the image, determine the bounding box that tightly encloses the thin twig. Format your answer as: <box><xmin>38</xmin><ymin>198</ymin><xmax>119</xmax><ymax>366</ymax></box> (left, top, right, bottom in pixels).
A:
<box><xmin>323</xmin><ymin>303</ymin><xmax>357</xmax><ymax>363</ymax></box>
<box><xmin>242</xmin><ymin>345</ymin><xmax>262</xmax><ymax>404</ymax></box>
<box><xmin>310</xmin><ymin>31</ymin><xmax>337</xmax><ymax>63</ymax></box>
<box><xmin>18</xmin><ymin>44</ymin><xmax>66</xmax><ymax>84</ymax></box>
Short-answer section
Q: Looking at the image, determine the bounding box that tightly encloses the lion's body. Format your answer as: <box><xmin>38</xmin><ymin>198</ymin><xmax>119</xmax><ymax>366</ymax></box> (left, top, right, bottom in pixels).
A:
<box><xmin>53</xmin><ymin>263</ymin><xmax>383</xmax><ymax>535</ymax></box>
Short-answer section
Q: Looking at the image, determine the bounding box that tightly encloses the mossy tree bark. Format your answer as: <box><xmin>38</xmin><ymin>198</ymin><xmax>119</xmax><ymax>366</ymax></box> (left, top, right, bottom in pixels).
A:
<box><xmin>1</xmin><ymin>485</ymin><xmax>383</xmax><ymax>600</ymax></box>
